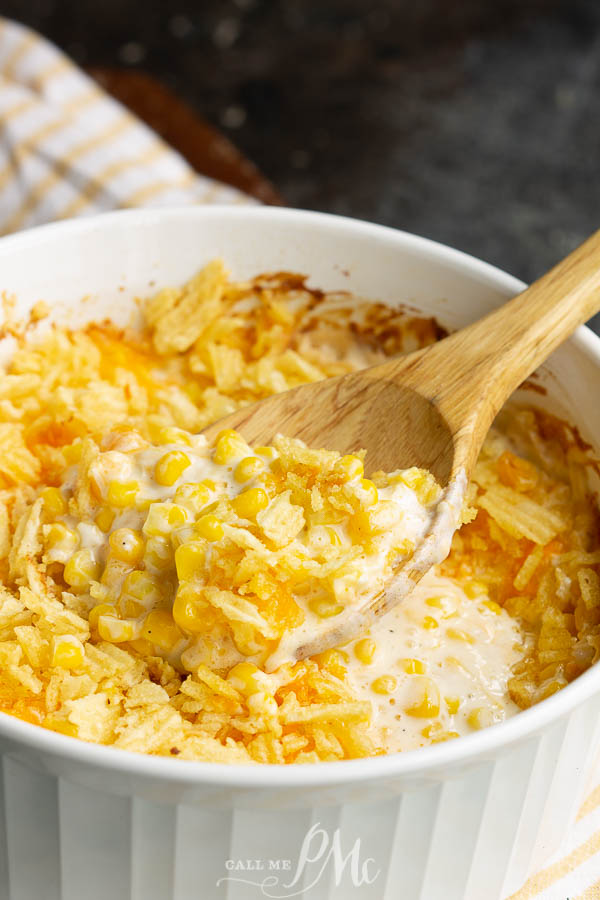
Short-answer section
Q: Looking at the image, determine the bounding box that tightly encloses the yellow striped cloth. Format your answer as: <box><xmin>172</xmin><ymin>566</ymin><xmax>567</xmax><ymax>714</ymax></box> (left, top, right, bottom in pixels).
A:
<box><xmin>1</xmin><ymin>15</ymin><xmax>600</xmax><ymax>900</ymax></box>
<box><xmin>506</xmin><ymin>758</ymin><xmax>600</xmax><ymax>900</ymax></box>
<box><xmin>0</xmin><ymin>17</ymin><xmax>251</xmax><ymax>233</ymax></box>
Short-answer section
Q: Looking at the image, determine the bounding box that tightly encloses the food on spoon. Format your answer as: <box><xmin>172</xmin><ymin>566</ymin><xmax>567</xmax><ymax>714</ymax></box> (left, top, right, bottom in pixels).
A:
<box><xmin>46</xmin><ymin>425</ymin><xmax>445</xmax><ymax>673</ymax></box>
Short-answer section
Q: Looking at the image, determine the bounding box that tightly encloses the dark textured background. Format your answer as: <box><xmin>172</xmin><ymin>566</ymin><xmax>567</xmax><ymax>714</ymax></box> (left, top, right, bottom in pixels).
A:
<box><xmin>3</xmin><ymin>0</ymin><xmax>600</xmax><ymax>307</ymax></box>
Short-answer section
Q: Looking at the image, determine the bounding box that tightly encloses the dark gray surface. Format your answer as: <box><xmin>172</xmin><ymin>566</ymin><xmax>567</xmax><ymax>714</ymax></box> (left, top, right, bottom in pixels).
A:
<box><xmin>2</xmin><ymin>0</ymin><xmax>600</xmax><ymax>329</ymax></box>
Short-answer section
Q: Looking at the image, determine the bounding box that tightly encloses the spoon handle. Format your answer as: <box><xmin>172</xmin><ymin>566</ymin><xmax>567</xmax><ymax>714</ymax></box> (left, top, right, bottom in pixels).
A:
<box><xmin>395</xmin><ymin>228</ymin><xmax>600</xmax><ymax>466</ymax></box>
<box><xmin>450</xmin><ymin>227</ymin><xmax>600</xmax><ymax>383</ymax></box>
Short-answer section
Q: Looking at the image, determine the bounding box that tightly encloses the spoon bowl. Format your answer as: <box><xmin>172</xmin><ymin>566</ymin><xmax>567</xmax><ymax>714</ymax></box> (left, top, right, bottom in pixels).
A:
<box><xmin>203</xmin><ymin>363</ymin><xmax>456</xmax><ymax>481</ymax></box>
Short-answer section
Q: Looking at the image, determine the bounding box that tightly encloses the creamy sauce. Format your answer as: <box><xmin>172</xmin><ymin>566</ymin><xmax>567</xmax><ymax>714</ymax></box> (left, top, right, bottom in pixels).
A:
<box><xmin>344</xmin><ymin>571</ymin><xmax>526</xmax><ymax>751</ymax></box>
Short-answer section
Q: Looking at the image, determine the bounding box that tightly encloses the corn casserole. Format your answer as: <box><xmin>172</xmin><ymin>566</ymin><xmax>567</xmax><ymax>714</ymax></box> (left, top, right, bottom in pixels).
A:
<box><xmin>0</xmin><ymin>260</ymin><xmax>598</xmax><ymax>763</ymax></box>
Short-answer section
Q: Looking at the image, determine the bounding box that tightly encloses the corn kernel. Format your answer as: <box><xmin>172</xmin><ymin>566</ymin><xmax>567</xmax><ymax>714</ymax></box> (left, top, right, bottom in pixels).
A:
<box><xmin>41</xmin><ymin>486</ymin><xmax>67</xmax><ymax>518</ymax></box>
<box><xmin>216</xmin><ymin>428</ymin><xmax>239</xmax><ymax>442</ymax></box>
<box><xmin>405</xmin><ymin>676</ymin><xmax>440</xmax><ymax>718</ymax></box>
<box><xmin>464</xmin><ymin>581</ymin><xmax>487</xmax><ymax>599</ymax></box>
<box><xmin>422</xmin><ymin>723</ymin><xmax>460</xmax><ymax>743</ymax></box>
<box><xmin>227</xmin><ymin>661</ymin><xmax>262</xmax><ymax>694</ymax></box>
<box><xmin>337</xmin><ymin>455</ymin><xmax>364</xmax><ymax>480</ymax></box>
<box><xmin>358</xmin><ymin>479</ymin><xmax>379</xmax><ymax>507</ymax></box>
<box><xmin>52</xmin><ymin>635</ymin><xmax>85</xmax><ymax>669</ymax></box>
<box><xmin>174</xmin><ymin>482</ymin><xmax>212</xmax><ymax>514</ymax></box>
<box><xmin>44</xmin><ymin>522</ymin><xmax>80</xmax><ymax>556</ymax></box>
<box><xmin>349</xmin><ymin>510</ymin><xmax>372</xmax><ymax>540</ymax></box>
<box><xmin>172</xmin><ymin>587</ymin><xmax>206</xmax><ymax>633</ymax></box>
<box><xmin>232</xmin><ymin>487</ymin><xmax>269</xmax><ymax>519</ymax></box>
<box><xmin>99</xmin><ymin>557</ymin><xmax>130</xmax><ymax>592</ymax></box>
<box><xmin>44</xmin><ymin>523</ymin><xmax>74</xmax><ymax>549</ymax></box>
<box><xmin>128</xmin><ymin>638</ymin><xmax>155</xmax><ymax>656</ymax></box>
<box><xmin>195</xmin><ymin>514</ymin><xmax>224</xmax><ymax>542</ymax></box>
<box><xmin>371</xmin><ymin>675</ymin><xmax>398</xmax><ymax>695</ymax></box>
<box><xmin>247</xmin><ymin>691</ymin><xmax>278</xmax><ymax>717</ymax></box>
<box><xmin>143</xmin><ymin>502</ymin><xmax>189</xmax><ymax>537</ymax></box>
<box><xmin>446</xmin><ymin>627</ymin><xmax>475</xmax><ymax>644</ymax></box>
<box><xmin>107</xmin><ymin>480</ymin><xmax>139</xmax><ymax>508</ymax></box>
<box><xmin>399</xmin><ymin>657</ymin><xmax>426</xmax><ymax>674</ymax></box>
<box><xmin>89</xmin><ymin>603</ymin><xmax>115</xmax><ymax>631</ymax></box>
<box><xmin>144</xmin><ymin>536</ymin><xmax>172</xmax><ymax>571</ymax></box>
<box><xmin>63</xmin><ymin>549</ymin><xmax>100</xmax><ymax>591</ymax></box>
<box><xmin>89</xmin><ymin>581</ymin><xmax>109</xmax><ymax>603</ymax></box>
<box><xmin>354</xmin><ymin>638</ymin><xmax>376</xmax><ymax>665</ymax></box>
<box><xmin>95</xmin><ymin>506</ymin><xmax>115</xmax><ymax>533</ymax></box>
<box><xmin>422</xmin><ymin>616</ymin><xmax>439</xmax><ymax>630</ymax></box>
<box><xmin>431</xmin><ymin>732</ymin><xmax>460</xmax><ymax>744</ymax></box>
<box><xmin>155</xmin><ymin>450</ymin><xmax>191</xmax><ymax>486</ymax></box>
<box><xmin>445</xmin><ymin>696</ymin><xmax>461</xmax><ymax>715</ymax></box>
<box><xmin>142</xmin><ymin>609</ymin><xmax>181</xmax><ymax>650</ymax></box>
<box><xmin>122</xmin><ymin>570</ymin><xmax>162</xmax><ymax>606</ymax></box>
<box><xmin>230</xmin><ymin>622</ymin><xmax>267</xmax><ymax>657</ymax></box>
<box><xmin>109</xmin><ymin>528</ymin><xmax>145</xmax><ymax>564</ymax></box>
<box><xmin>234</xmin><ymin>456</ymin><xmax>265</xmax><ymax>484</ymax></box>
<box><xmin>214</xmin><ymin>430</ymin><xmax>248</xmax><ymax>465</ymax></box>
<box><xmin>255</xmin><ymin>446</ymin><xmax>276</xmax><ymax>460</ymax></box>
<box><xmin>309</xmin><ymin>598</ymin><xmax>344</xmax><ymax>618</ymax></box>
<box><xmin>467</xmin><ymin>707</ymin><xmax>499</xmax><ymax>730</ymax></box>
<box><xmin>98</xmin><ymin>615</ymin><xmax>135</xmax><ymax>643</ymax></box>
<box><xmin>175</xmin><ymin>542</ymin><xmax>206</xmax><ymax>580</ymax></box>
<box><xmin>483</xmin><ymin>599</ymin><xmax>503</xmax><ymax>615</ymax></box>
<box><xmin>154</xmin><ymin>426</ymin><xmax>194</xmax><ymax>446</ymax></box>
<box><xmin>421</xmin><ymin>722</ymin><xmax>444</xmax><ymax>739</ymax></box>
<box><xmin>425</xmin><ymin>596</ymin><xmax>455</xmax><ymax>615</ymax></box>
<box><xmin>395</xmin><ymin>467</ymin><xmax>441</xmax><ymax>504</ymax></box>
<box><xmin>118</xmin><ymin>596</ymin><xmax>147</xmax><ymax>618</ymax></box>
<box><xmin>63</xmin><ymin>442</ymin><xmax>83</xmax><ymax>465</ymax></box>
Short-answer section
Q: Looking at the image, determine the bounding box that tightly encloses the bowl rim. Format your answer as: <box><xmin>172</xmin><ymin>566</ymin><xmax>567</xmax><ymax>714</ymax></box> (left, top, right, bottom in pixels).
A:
<box><xmin>1</xmin><ymin>204</ymin><xmax>599</xmax><ymax>788</ymax></box>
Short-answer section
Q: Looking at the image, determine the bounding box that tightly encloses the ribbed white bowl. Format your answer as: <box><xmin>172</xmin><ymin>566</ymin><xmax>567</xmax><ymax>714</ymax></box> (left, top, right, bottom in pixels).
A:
<box><xmin>0</xmin><ymin>207</ymin><xmax>599</xmax><ymax>900</ymax></box>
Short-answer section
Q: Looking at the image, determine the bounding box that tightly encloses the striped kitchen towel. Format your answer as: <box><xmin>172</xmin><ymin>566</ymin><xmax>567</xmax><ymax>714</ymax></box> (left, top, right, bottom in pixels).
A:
<box><xmin>0</xmin><ymin>16</ymin><xmax>251</xmax><ymax>234</ymax></box>
<box><xmin>506</xmin><ymin>756</ymin><xmax>600</xmax><ymax>900</ymax></box>
<box><xmin>0</xmin><ymin>14</ymin><xmax>599</xmax><ymax>900</ymax></box>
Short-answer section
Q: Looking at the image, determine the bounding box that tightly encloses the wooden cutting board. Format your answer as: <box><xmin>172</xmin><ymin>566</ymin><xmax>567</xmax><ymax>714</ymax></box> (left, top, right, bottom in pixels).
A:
<box><xmin>88</xmin><ymin>68</ymin><xmax>283</xmax><ymax>206</ymax></box>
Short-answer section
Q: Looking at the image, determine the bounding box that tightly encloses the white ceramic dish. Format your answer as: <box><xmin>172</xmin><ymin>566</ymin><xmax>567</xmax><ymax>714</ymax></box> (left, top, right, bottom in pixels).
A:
<box><xmin>0</xmin><ymin>207</ymin><xmax>599</xmax><ymax>900</ymax></box>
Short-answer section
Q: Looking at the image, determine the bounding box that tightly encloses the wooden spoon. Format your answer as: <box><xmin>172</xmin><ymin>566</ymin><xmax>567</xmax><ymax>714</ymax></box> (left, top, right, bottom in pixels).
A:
<box><xmin>202</xmin><ymin>231</ymin><xmax>600</xmax><ymax>664</ymax></box>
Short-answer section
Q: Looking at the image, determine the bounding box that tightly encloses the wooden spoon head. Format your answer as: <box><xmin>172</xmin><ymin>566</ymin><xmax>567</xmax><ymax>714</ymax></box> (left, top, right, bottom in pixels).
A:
<box><xmin>202</xmin><ymin>356</ymin><xmax>457</xmax><ymax>486</ymax></box>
